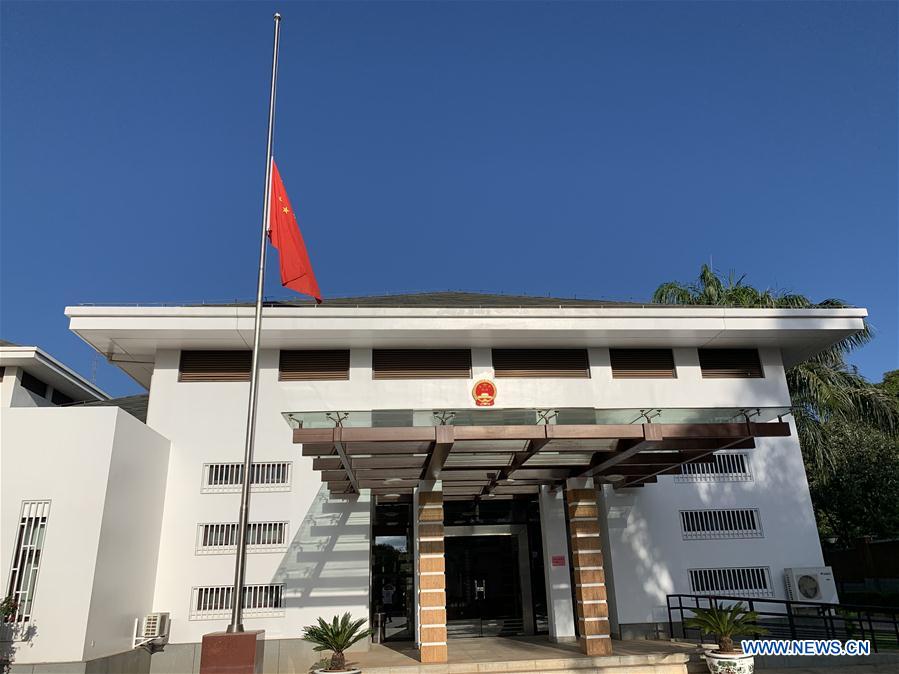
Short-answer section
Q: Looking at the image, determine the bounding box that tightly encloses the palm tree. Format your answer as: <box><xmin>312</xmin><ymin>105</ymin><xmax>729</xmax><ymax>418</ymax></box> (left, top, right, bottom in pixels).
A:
<box><xmin>302</xmin><ymin>612</ymin><xmax>371</xmax><ymax>672</ymax></box>
<box><xmin>652</xmin><ymin>264</ymin><xmax>899</xmax><ymax>472</ymax></box>
<box><xmin>684</xmin><ymin>602</ymin><xmax>766</xmax><ymax>653</ymax></box>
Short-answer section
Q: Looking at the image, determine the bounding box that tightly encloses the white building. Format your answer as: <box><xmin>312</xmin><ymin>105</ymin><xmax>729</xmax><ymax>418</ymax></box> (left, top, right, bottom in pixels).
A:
<box><xmin>0</xmin><ymin>292</ymin><xmax>865</xmax><ymax>673</ymax></box>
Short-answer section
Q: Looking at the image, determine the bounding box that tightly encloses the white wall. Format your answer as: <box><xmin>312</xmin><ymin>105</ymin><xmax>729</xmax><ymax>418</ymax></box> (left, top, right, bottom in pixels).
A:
<box><xmin>602</xmin><ymin>420</ymin><xmax>824</xmax><ymax>628</ymax></box>
<box><xmin>0</xmin><ymin>407</ymin><xmax>170</xmax><ymax>665</ymax></box>
<box><xmin>83</xmin><ymin>410</ymin><xmax>171</xmax><ymax>661</ymax></box>
<box><xmin>144</xmin><ymin>343</ymin><xmax>818</xmax><ymax>644</ymax></box>
<box><xmin>147</xmin><ymin>350</ymin><xmax>371</xmax><ymax>646</ymax></box>
<box><xmin>0</xmin><ymin>366</ymin><xmax>17</xmax><ymax>407</ymax></box>
<box><xmin>0</xmin><ymin>368</ymin><xmax>53</xmax><ymax>408</ymax></box>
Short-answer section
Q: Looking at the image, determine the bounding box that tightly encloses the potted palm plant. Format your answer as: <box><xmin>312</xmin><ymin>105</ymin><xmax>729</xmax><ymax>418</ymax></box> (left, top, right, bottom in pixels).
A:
<box><xmin>302</xmin><ymin>612</ymin><xmax>372</xmax><ymax>674</ymax></box>
<box><xmin>685</xmin><ymin>602</ymin><xmax>767</xmax><ymax>674</ymax></box>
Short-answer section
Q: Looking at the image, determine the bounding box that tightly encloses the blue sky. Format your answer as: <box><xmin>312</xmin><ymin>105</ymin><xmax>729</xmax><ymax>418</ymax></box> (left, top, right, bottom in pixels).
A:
<box><xmin>1</xmin><ymin>1</ymin><xmax>896</xmax><ymax>397</ymax></box>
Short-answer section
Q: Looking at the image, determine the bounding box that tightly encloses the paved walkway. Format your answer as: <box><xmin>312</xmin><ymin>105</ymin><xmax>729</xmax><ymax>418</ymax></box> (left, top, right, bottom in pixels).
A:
<box><xmin>352</xmin><ymin>636</ymin><xmax>695</xmax><ymax>671</ymax></box>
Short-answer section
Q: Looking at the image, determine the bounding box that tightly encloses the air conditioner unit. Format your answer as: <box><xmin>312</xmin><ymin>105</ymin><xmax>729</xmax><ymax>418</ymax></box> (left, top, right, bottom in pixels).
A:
<box><xmin>784</xmin><ymin>567</ymin><xmax>838</xmax><ymax>604</ymax></box>
<box><xmin>133</xmin><ymin>612</ymin><xmax>170</xmax><ymax>650</ymax></box>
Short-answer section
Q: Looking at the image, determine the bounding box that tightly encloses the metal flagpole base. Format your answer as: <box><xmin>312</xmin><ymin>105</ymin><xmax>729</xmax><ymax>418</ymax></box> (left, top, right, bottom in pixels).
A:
<box><xmin>199</xmin><ymin>630</ymin><xmax>265</xmax><ymax>674</ymax></box>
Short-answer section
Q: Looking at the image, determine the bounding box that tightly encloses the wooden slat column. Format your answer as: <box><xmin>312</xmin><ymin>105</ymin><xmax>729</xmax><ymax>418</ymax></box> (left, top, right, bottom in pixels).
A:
<box><xmin>565</xmin><ymin>478</ymin><xmax>612</xmax><ymax>656</ymax></box>
<box><xmin>416</xmin><ymin>486</ymin><xmax>447</xmax><ymax>663</ymax></box>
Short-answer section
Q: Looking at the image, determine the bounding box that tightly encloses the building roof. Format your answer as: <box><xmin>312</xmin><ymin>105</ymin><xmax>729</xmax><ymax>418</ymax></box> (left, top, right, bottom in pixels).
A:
<box><xmin>0</xmin><ymin>344</ymin><xmax>109</xmax><ymax>402</ymax></box>
<box><xmin>206</xmin><ymin>291</ymin><xmax>647</xmax><ymax>309</ymax></box>
<box><xmin>66</xmin><ymin>293</ymin><xmax>868</xmax><ymax>389</ymax></box>
<box><xmin>68</xmin><ymin>393</ymin><xmax>149</xmax><ymax>423</ymax></box>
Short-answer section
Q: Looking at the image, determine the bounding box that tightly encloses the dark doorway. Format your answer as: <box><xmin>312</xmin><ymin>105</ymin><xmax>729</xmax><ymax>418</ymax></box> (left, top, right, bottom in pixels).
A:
<box><xmin>445</xmin><ymin>534</ymin><xmax>524</xmax><ymax>637</ymax></box>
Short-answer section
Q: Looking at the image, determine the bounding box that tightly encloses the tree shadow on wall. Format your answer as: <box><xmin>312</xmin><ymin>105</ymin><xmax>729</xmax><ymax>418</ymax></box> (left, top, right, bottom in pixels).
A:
<box><xmin>272</xmin><ymin>485</ymin><xmax>371</xmax><ymax>614</ymax></box>
<box><xmin>0</xmin><ymin>622</ymin><xmax>38</xmax><ymax>674</ymax></box>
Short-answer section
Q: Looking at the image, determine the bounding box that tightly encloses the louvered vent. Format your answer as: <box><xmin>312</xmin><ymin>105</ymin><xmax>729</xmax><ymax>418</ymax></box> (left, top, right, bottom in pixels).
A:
<box><xmin>688</xmin><ymin>567</ymin><xmax>773</xmax><ymax>598</ymax></box>
<box><xmin>698</xmin><ymin>349</ymin><xmax>763</xmax><ymax>378</ymax></box>
<box><xmin>279</xmin><ymin>350</ymin><xmax>350</xmax><ymax>381</ymax></box>
<box><xmin>20</xmin><ymin>371</ymin><xmax>48</xmax><ymax>397</ymax></box>
<box><xmin>191</xmin><ymin>584</ymin><xmax>284</xmax><ymax>619</ymax></box>
<box><xmin>609</xmin><ymin>349</ymin><xmax>676</xmax><ymax>378</ymax></box>
<box><xmin>492</xmin><ymin>349</ymin><xmax>590</xmax><ymax>378</ymax></box>
<box><xmin>372</xmin><ymin>349</ymin><xmax>471</xmax><ymax>379</ymax></box>
<box><xmin>179</xmin><ymin>350</ymin><xmax>251</xmax><ymax>382</ymax></box>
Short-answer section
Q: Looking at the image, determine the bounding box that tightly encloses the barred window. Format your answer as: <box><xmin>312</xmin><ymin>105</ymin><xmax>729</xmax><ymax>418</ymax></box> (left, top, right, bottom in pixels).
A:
<box><xmin>675</xmin><ymin>452</ymin><xmax>752</xmax><ymax>482</ymax></box>
<box><xmin>201</xmin><ymin>462</ymin><xmax>291</xmax><ymax>493</ymax></box>
<box><xmin>680</xmin><ymin>509</ymin><xmax>763</xmax><ymax>540</ymax></box>
<box><xmin>5</xmin><ymin>501</ymin><xmax>51</xmax><ymax>623</ymax></box>
<box><xmin>688</xmin><ymin>567</ymin><xmax>773</xmax><ymax>598</ymax></box>
<box><xmin>190</xmin><ymin>584</ymin><xmax>284</xmax><ymax>620</ymax></box>
<box><xmin>197</xmin><ymin>522</ymin><xmax>289</xmax><ymax>554</ymax></box>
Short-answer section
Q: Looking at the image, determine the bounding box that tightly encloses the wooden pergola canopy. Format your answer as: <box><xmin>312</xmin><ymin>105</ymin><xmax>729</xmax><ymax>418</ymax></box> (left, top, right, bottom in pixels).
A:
<box><xmin>293</xmin><ymin>421</ymin><xmax>790</xmax><ymax>499</ymax></box>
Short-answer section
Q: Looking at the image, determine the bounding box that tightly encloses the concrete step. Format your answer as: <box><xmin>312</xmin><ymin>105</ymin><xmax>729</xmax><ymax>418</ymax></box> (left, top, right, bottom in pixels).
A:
<box><xmin>363</xmin><ymin>652</ymin><xmax>694</xmax><ymax>674</ymax></box>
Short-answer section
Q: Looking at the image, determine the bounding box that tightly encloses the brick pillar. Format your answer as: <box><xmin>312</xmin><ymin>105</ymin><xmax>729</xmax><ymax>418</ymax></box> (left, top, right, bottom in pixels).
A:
<box><xmin>566</xmin><ymin>479</ymin><xmax>612</xmax><ymax>656</ymax></box>
<box><xmin>416</xmin><ymin>487</ymin><xmax>447</xmax><ymax>663</ymax></box>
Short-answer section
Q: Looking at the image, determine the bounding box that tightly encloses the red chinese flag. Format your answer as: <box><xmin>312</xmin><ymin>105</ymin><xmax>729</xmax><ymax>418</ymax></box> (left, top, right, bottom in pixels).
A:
<box><xmin>268</xmin><ymin>159</ymin><xmax>322</xmax><ymax>303</ymax></box>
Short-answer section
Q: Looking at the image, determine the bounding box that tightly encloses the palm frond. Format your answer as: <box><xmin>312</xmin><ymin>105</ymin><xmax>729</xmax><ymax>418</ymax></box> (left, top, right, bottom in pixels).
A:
<box><xmin>301</xmin><ymin>612</ymin><xmax>371</xmax><ymax>654</ymax></box>
<box><xmin>652</xmin><ymin>282</ymin><xmax>697</xmax><ymax>305</ymax></box>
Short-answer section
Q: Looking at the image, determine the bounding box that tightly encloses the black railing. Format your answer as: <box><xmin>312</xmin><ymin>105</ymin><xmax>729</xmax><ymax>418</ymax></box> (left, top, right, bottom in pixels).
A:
<box><xmin>667</xmin><ymin>593</ymin><xmax>899</xmax><ymax>653</ymax></box>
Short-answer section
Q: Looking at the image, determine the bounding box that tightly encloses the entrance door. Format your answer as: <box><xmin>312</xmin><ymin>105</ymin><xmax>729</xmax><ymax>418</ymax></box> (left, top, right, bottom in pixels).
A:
<box><xmin>443</xmin><ymin>525</ymin><xmax>534</xmax><ymax>638</ymax></box>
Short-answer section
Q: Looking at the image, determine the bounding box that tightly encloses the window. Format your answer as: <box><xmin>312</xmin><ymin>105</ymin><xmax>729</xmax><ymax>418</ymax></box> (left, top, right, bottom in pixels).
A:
<box><xmin>492</xmin><ymin>349</ymin><xmax>590</xmax><ymax>378</ymax></box>
<box><xmin>190</xmin><ymin>584</ymin><xmax>284</xmax><ymax>619</ymax></box>
<box><xmin>680</xmin><ymin>508</ymin><xmax>763</xmax><ymax>540</ymax></box>
<box><xmin>6</xmin><ymin>501</ymin><xmax>50</xmax><ymax>622</ymax></box>
<box><xmin>609</xmin><ymin>349</ymin><xmax>676</xmax><ymax>378</ymax></box>
<box><xmin>197</xmin><ymin>522</ymin><xmax>289</xmax><ymax>554</ymax></box>
<box><xmin>19</xmin><ymin>371</ymin><xmax>47</xmax><ymax>398</ymax></box>
<box><xmin>698</xmin><ymin>349</ymin><xmax>763</xmax><ymax>378</ymax></box>
<box><xmin>279</xmin><ymin>350</ymin><xmax>350</xmax><ymax>381</ymax></box>
<box><xmin>179</xmin><ymin>350</ymin><xmax>251</xmax><ymax>382</ymax></box>
<box><xmin>688</xmin><ymin>567</ymin><xmax>773</xmax><ymax>598</ymax></box>
<box><xmin>675</xmin><ymin>452</ymin><xmax>752</xmax><ymax>482</ymax></box>
<box><xmin>201</xmin><ymin>462</ymin><xmax>292</xmax><ymax>493</ymax></box>
<box><xmin>51</xmin><ymin>390</ymin><xmax>73</xmax><ymax>406</ymax></box>
<box><xmin>372</xmin><ymin>349</ymin><xmax>471</xmax><ymax>379</ymax></box>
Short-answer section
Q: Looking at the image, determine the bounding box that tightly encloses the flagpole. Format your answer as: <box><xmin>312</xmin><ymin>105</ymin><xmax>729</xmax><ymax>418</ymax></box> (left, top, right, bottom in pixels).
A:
<box><xmin>228</xmin><ymin>11</ymin><xmax>281</xmax><ymax>634</ymax></box>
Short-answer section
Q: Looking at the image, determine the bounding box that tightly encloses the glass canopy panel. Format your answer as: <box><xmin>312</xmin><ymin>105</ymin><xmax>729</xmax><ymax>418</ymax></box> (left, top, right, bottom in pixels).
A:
<box><xmin>283</xmin><ymin>407</ymin><xmax>790</xmax><ymax>429</ymax></box>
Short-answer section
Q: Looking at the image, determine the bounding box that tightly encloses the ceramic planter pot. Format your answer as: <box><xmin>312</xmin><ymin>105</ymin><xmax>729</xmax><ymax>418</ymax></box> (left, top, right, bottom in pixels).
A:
<box><xmin>313</xmin><ymin>669</ymin><xmax>361</xmax><ymax>674</ymax></box>
<box><xmin>704</xmin><ymin>650</ymin><xmax>755</xmax><ymax>674</ymax></box>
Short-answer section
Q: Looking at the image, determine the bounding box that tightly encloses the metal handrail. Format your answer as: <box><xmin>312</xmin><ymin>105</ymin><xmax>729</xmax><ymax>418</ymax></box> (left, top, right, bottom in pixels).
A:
<box><xmin>666</xmin><ymin>593</ymin><xmax>899</xmax><ymax>653</ymax></box>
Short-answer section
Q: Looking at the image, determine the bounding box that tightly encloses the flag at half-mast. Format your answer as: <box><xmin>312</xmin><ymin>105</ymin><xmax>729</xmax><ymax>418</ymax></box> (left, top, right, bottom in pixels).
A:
<box><xmin>268</xmin><ymin>159</ymin><xmax>322</xmax><ymax>303</ymax></box>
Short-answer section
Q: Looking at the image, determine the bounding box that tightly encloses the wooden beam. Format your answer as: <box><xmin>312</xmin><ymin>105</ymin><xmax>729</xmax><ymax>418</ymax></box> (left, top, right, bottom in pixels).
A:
<box><xmin>301</xmin><ymin>443</ymin><xmax>336</xmax><ymax>457</ymax></box>
<box><xmin>293</xmin><ymin>421</ymin><xmax>789</xmax><ymax>445</ymax></box>
<box><xmin>312</xmin><ymin>457</ymin><xmax>343</xmax><ymax>471</ymax></box>
<box><xmin>614</xmin><ymin>450</ymin><xmax>716</xmax><ymax>466</ymax></box>
<box><xmin>351</xmin><ymin>456</ymin><xmax>426</xmax><ymax>469</ymax></box>
<box><xmin>422</xmin><ymin>425</ymin><xmax>454</xmax><ymax>481</ymax></box>
<box><xmin>624</xmin><ymin>435</ymin><xmax>756</xmax><ymax>488</ymax></box>
<box><xmin>357</xmin><ymin>468</ymin><xmax>424</xmax><ymax>479</ymax></box>
<box><xmin>578</xmin><ymin>424</ymin><xmax>664</xmax><ymax>478</ymax></box>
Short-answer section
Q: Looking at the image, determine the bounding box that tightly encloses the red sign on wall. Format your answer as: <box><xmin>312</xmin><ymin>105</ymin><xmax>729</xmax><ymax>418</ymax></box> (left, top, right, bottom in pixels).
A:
<box><xmin>551</xmin><ymin>555</ymin><xmax>566</xmax><ymax>567</ymax></box>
